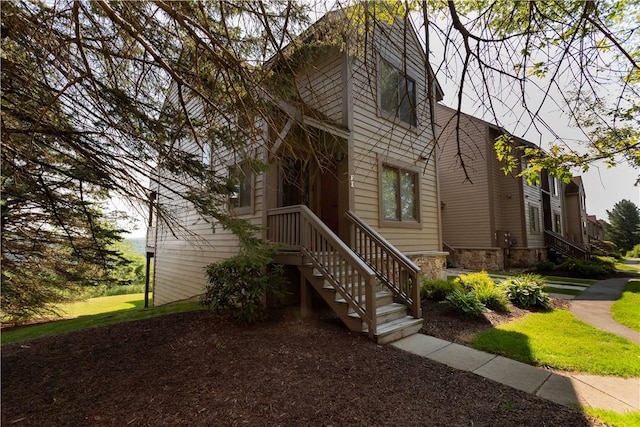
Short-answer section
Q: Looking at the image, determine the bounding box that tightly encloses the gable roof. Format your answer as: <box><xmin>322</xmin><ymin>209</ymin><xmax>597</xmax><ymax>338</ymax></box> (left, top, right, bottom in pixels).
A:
<box><xmin>265</xmin><ymin>6</ymin><xmax>444</xmax><ymax>100</ymax></box>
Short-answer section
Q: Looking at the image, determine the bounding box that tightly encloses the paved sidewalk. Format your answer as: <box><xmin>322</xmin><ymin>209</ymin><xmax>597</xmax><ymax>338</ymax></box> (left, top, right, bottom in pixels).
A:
<box><xmin>391</xmin><ymin>334</ymin><xmax>640</xmax><ymax>413</ymax></box>
<box><xmin>571</xmin><ymin>277</ymin><xmax>640</xmax><ymax>344</ymax></box>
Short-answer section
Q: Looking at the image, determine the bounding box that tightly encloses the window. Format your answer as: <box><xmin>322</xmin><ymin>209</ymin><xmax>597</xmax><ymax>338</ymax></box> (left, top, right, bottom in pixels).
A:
<box><xmin>529</xmin><ymin>204</ymin><xmax>540</xmax><ymax>233</ymax></box>
<box><xmin>229</xmin><ymin>162</ymin><xmax>253</xmax><ymax>214</ymax></box>
<box><xmin>379</xmin><ymin>58</ymin><xmax>417</xmax><ymax>127</ymax></box>
<box><xmin>380</xmin><ymin>163</ymin><xmax>420</xmax><ymax>226</ymax></box>
<box><xmin>551</xmin><ymin>176</ymin><xmax>559</xmax><ymax>197</ymax></box>
<box><xmin>202</xmin><ymin>142</ymin><xmax>212</xmax><ymax>169</ymax></box>
<box><xmin>553</xmin><ymin>212</ymin><xmax>562</xmax><ymax>233</ymax></box>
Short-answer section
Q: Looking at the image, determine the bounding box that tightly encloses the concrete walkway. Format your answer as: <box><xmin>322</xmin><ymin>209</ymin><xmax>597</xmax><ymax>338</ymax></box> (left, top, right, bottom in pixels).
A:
<box><xmin>392</xmin><ymin>274</ymin><xmax>640</xmax><ymax>413</ymax></box>
<box><xmin>391</xmin><ymin>334</ymin><xmax>640</xmax><ymax>413</ymax></box>
<box><xmin>571</xmin><ymin>277</ymin><xmax>640</xmax><ymax>344</ymax></box>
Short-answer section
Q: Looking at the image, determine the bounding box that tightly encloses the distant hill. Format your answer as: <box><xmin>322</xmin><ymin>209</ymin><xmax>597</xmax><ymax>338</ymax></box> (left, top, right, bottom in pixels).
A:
<box><xmin>125</xmin><ymin>238</ymin><xmax>146</xmax><ymax>256</ymax></box>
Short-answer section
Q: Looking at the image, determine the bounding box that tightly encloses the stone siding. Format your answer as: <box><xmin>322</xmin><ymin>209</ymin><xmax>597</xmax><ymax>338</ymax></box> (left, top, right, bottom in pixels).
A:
<box><xmin>408</xmin><ymin>252</ymin><xmax>448</xmax><ymax>281</ymax></box>
<box><xmin>449</xmin><ymin>248</ymin><xmax>505</xmax><ymax>271</ymax></box>
<box><xmin>506</xmin><ymin>247</ymin><xmax>547</xmax><ymax>268</ymax></box>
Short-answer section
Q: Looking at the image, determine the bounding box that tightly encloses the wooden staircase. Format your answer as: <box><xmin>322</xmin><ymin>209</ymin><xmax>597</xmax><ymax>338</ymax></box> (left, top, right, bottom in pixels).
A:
<box><xmin>267</xmin><ymin>205</ymin><xmax>422</xmax><ymax>344</ymax></box>
<box><xmin>544</xmin><ymin>229</ymin><xmax>590</xmax><ymax>261</ymax></box>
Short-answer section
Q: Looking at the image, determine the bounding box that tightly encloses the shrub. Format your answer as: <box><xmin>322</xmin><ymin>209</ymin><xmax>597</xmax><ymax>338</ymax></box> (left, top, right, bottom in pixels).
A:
<box><xmin>200</xmin><ymin>246</ymin><xmax>286</xmax><ymax>326</ymax></box>
<box><xmin>502</xmin><ymin>274</ymin><xmax>550</xmax><ymax>309</ymax></box>
<box><xmin>535</xmin><ymin>260</ymin><xmax>555</xmax><ymax>273</ymax></box>
<box><xmin>471</xmin><ymin>281</ymin><xmax>510</xmax><ymax>313</ymax></box>
<box><xmin>421</xmin><ymin>279</ymin><xmax>460</xmax><ymax>301</ymax></box>
<box><xmin>558</xmin><ymin>257</ymin><xmax>615</xmax><ymax>278</ymax></box>
<box><xmin>453</xmin><ymin>271</ymin><xmax>495</xmax><ymax>292</ymax></box>
<box><xmin>445</xmin><ymin>289</ymin><xmax>487</xmax><ymax>317</ymax></box>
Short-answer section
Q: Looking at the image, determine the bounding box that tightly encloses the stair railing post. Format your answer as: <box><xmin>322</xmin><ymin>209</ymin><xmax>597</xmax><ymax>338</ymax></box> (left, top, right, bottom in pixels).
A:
<box><xmin>412</xmin><ymin>270</ymin><xmax>421</xmax><ymax>318</ymax></box>
<box><xmin>366</xmin><ymin>276</ymin><xmax>377</xmax><ymax>338</ymax></box>
<box><xmin>299</xmin><ymin>207</ymin><xmax>308</xmax><ymax>252</ymax></box>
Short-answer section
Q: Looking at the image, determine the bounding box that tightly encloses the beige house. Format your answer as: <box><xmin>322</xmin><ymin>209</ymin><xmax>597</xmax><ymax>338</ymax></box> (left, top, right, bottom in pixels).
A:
<box><xmin>148</xmin><ymin>10</ymin><xmax>447</xmax><ymax>343</ymax></box>
<box><xmin>436</xmin><ymin>105</ymin><xmax>589</xmax><ymax>270</ymax></box>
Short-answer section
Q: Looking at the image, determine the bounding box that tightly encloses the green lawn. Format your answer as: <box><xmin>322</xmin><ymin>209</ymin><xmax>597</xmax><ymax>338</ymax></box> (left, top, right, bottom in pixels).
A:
<box><xmin>616</xmin><ymin>260</ymin><xmax>640</xmax><ymax>275</ymax></box>
<box><xmin>586</xmin><ymin>408</ymin><xmax>640</xmax><ymax>427</ymax></box>
<box><xmin>612</xmin><ymin>280</ymin><xmax>640</xmax><ymax>332</ymax></box>
<box><xmin>2</xmin><ymin>294</ymin><xmax>203</xmax><ymax>345</ymax></box>
<box><xmin>473</xmin><ymin>309</ymin><xmax>640</xmax><ymax>377</ymax></box>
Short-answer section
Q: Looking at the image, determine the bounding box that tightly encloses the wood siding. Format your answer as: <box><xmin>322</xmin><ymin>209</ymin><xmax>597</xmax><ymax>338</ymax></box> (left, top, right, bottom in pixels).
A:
<box><xmin>436</xmin><ymin>106</ymin><xmax>493</xmax><ymax>248</ymax></box>
<box><xmin>348</xmin><ymin>20</ymin><xmax>440</xmax><ymax>253</ymax></box>
<box><xmin>152</xmin><ymin>16</ymin><xmax>443</xmax><ymax>304</ymax></box>
<box><xmin>153</xmin><ymin>86</ymin><xmax>265</xmax><ymax>306</ymax></box>
<box><xmin>295</xmin><ymin>49</ymin><xmax>344</xmax><ymax>123</ymax></box>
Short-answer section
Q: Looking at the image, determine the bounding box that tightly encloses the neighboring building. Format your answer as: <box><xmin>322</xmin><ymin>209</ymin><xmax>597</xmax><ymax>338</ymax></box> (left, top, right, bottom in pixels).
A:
<box><xmin>148</xmin><ymin>10</ymin><xmax>446</xmax><ymax>343</ymax></box>
<box><xmin>436</xmin><ymin>105</ymin><xmax>583</xmax><ymax>270</ymax></box>
<box><xmin>587</xmin><ymin>215</ymin><xmax>606</xmax><ymax>242</ymax></box>
<box><xmin>563</xmin><ymin>176</ymin><xmax>589</xmax><ymax>248</ymax></box>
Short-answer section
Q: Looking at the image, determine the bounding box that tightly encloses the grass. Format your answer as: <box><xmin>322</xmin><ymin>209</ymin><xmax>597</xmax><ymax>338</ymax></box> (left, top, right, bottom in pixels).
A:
<box><xmin>616</xmin><ymin>260</ymin><xmax>640</xmax><ymax>275</ymax></box>
<box><xmin>540</xmin><ymin>276</ymin><xmax>595</xmax><ymax>285</ymax></box>
<box><xmin>472</xmin><ymin>309</ymin><xmax>640</xmax><ymax>377</ymax></box>
<box><xmin>1</xmin><ymin>294</ymin><xmax>203</xmax><ymax>345</ymax></box>
<box><xmin>611</xmin><ymin>280</ymin><xmax>640</xmax><ymax>332</ymax></box>
<box><xmin>586</xmin><ymin>408</ymin><xmax>640</xmax><ymax>427</ymax></box>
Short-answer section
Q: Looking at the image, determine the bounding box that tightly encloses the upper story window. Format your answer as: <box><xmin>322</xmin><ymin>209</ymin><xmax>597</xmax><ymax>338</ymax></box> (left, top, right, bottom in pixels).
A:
<box><xmin>378</xmin><ymin>58</ymin><xmax>417</xmax><ymax>127</ymax></box>
<box><xmin>553</xmin><ymin>212</ymin><xmax>562</xmax><ymax>233</ymax></box>
<box><xmin>551</xmin><ymin>176</ymin><xmax>559</xmax><ymax>197</ymax></box>
<box><xmin>529</xmin><ymin>204</ymin><xmax>540</xmax><ymax>234</ymax></box>
<box><xmin>379</xmin><ymin>160</ymin><xmax>420</xmax><ymax>228</ymax></box>
<box><xmin>229</xmin><ymin>161</ymin><xmax>254</xmax><ymax>215</ymax></box>
<box><xmin>202</xmin><ymin>142</ymin><xmax>212</xmax><ymax>169</ymax></box>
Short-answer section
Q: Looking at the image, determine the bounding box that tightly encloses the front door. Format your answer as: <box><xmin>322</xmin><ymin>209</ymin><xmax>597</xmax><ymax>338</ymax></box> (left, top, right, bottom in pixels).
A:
<box><xmin>319</xmin><ymin>161</ymin><xmax>340</xmax><ymax>235</ymax></box>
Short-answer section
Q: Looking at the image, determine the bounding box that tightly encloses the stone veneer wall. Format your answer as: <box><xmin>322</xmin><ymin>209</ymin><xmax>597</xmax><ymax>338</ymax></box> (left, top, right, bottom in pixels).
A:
<box><xmin>505</xmin><ymin>247</ymin><xmax>548</xmax><ymax>268</ymax></box>
<box><xmin>449</xmin><ymin>248</ymin><xmax>505</xmax><ymax>271</ymax></box>
<box><xmin>407</xmin><ymin>252</ymin><xmax>448</xmax><ymax>280</ymax></box>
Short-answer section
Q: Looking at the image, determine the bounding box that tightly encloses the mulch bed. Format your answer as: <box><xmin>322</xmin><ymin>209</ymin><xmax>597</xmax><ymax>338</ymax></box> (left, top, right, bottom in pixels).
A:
<box><xmin>2</xmin><ymin>298</ymin><xmax>602</xmax><ymax>427</ymax></box>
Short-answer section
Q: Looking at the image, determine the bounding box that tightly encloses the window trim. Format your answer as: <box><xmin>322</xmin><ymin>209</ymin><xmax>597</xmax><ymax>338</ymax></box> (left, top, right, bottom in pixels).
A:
<box><xmin>528</xmin><ymin>203</ymin><xmax>541</xmax><ymax>234</ymax></box>
<box><xmin>378</xmin><ymin>156</ymin><xmax>421</xmax><ymax>229</ymax></box>
<box><xmin>553</xmin><ymin>211</ymin><xmax>562</xmax><ymax>234</ymax></box>
<box><xmin>202</xmin><ymin>141</ymin><xmax>212</xmax><ymax>169</ymax></box>
<box><xmin>550</xmin><ymin>175</ymin><xmax>559</xmax><ymax>197</ymax></box>
<box><xmin>228</xmin><ymin>160</ymin><xmax>255</xmax><ymax>216</ymax></box>
<box><xmin>377</xmin><ymin>57</ymin><xmax>417</xmax><ymax>128</ymax></box>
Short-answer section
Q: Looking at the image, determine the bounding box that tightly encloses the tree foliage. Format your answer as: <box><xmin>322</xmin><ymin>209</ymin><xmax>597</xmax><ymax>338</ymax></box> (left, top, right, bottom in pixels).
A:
<box><xmin>426</xmin><ymin>0</ymin><xmax>639</xmax><ymax>182</ymax></box>
<box><xmin>1</xmin><ymin>0</ymin><xmax>638</xmax><ymax>318</ymax></box>
<box><xmin>606</xmin><ymin>199</ymin><xmax>640</xmax><ymax>252</ymax></box>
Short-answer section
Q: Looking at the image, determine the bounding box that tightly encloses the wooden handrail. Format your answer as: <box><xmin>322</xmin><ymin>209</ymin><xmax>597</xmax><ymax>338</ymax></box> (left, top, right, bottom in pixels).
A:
<box><xmin>345</xmin><ymin>211</ymin><xmax>422</xmax><ymax>318</ymax></box>
<box><xmin>544</xmin><ymin>229</ymin><xmax>590</xmax><ymax>260</ymax></box>
<box><xmin>442</xmin><ymin>241</ymin><xmax>454</xmax><ymax>254</ymax></box>
<box><xmin>267</xmin><ymin>205</ymin><xmax>378</xmax><ymax>336</ymax></box>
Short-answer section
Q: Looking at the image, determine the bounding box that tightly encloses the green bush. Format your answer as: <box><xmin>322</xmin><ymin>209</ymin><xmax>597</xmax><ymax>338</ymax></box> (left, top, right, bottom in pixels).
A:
<box><xmin>453</xmin><ymin>271</ymin><xmax>495</xmax><ymax>292</ymax></box>
<box><xmin>558</xmin><ymin>257</ymin><xmax>616</xmax><ymax>278</ymax></box>
<box><xmin>535</xmin><ymin>260</ymin><xmax>555</xmax><ymax>273</ymax></box>
<box><xmin>445</xmin><ymin>289</ymin><xmax>487</xmax><ymax>317</ymax></box>
<box><xmin>421</xmin><ymin>279</ymin><xmax>460</xmax><ymax>301</ymax></box>
<box><xmin>471</xmin><ymin>281</ymin><xmax>510</xmax><ymax>313</ymax></box>
<box><xmin>502</xmin><ymin>274</ymin><xmax>550</xmax><ymax>309</ymax></box>
<box><xmin>200</xmin><ymin>246</ymin><xmax>286</xmax><ymax>326</ymax></box>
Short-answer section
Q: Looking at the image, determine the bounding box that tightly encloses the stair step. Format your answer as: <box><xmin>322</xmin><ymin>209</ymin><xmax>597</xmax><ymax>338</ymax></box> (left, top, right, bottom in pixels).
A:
<box><xmin>363</xmin><ymin>316</ymin><xmax>423</xmax><ymax>345</ymax></box>
<box><xmin>348</xmin><ymin>303</ymin><xmax>407</xmax><ymax>324</ymax></box>
<box><xmin>335</xmin><ymin>290</ymin><xmax>393</xmax><ymax>307</ymax></box>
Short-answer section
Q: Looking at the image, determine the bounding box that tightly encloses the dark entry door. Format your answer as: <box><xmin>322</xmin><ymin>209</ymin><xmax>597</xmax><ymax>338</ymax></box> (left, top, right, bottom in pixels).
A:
<box><xmin>319</xmin><ymin>162</ymin><xmax>340</xmax><ymax>235</ymax></box>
